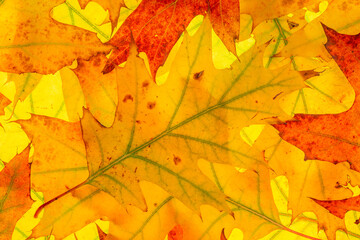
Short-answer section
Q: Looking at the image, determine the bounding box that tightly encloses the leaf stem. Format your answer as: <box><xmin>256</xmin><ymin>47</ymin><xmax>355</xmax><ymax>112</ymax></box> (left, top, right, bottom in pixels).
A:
<box><xmin>34</xmin><ymin>181</ymin><xmax>86</xmax><ymax>218</ymax></box>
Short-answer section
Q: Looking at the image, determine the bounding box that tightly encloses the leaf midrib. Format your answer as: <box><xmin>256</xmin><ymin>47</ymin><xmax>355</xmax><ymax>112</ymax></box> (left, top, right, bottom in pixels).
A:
<box><xmin>87</xmin><ymin>82</ymin><xmax>278</xmax><ymax>183</ymax></box>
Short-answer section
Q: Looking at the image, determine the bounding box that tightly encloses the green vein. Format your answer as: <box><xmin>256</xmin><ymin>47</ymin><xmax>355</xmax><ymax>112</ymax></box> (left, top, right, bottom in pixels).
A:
<box><xmin>91</xmin><ymin>173</ymin><xmax>137</xmax><ymax>199</ymax></box>
<box><xmin>210</xmin><ymin>162</ymin><xmax>223</xmax><ymax>192</ymax></box>
<box><xmin>299</xmin><ymin>89</ymin><xmax>308</xmax><ymax>113</ymax></box>
<box><xmin>198</xmin><ymin>211</ymin><xmax>228</xmax><ymax>240</ymax></box>
<box><xmin>126</xmin><ymin>65</ymin><xmax>139</xmax><ymax>153</ymax></box>
<box><xmin>32</xmin><ymin>166</ymin><xmax>88</xmax><ymax>175</ymax></box>
<box><xmin>0</xmin><ymin>42</ymin><xmax>75</xmax><ymax>49</ymax></box>
<box><xmin>274</xmin><ymin>18</ymin><xmax>289</xmax><ymax>45</ymax></box>
<box><xmin>88</xmin><ymin>82</ymin><xmax>281</xmax><ymax>184</ymax></box>
<box><xmin>0</xmin><ymin>167</ymin><xmax>17</xmax><ymax>211</ymax></box>
<box><xmin>54</xmin><ymin>102</ymin><xmax>65</xmax><ymax>118</ymax></box>
<box><xmin>67</xmin><ymin>4</ymin><xmax>75</xmax><ymax>25</ymax></box>
<box><xmin>129</xmin><ymin>196</ymin><xmax>173</xmax><ymax>240</ymax></box>
<box><xmin>44</xmin><ymin>132</ymin><xmax>86</xmax><ymax>158</ymax></box>
<box><xmin>314</xmin><ymin>161</ymin><xmax>326</xmax><ymax>198</ymax></box>
<box><xmin>64</xmin><ymin>1</ymin><xmax>110</xmax><ymax>40</ymax></box>
<box><xmin>167</xmin><ymin>30</ymin><xmax>205</xmax><ymax>129</ymax></box>
<box><xmin>265</xmin><ymin>35</ymin><xmax>281</xmax><ymax>68</ymax></box>
<box><xmin>296</xmin><ymin>161</ymin><xmax>312</xmax><ymax>209</ymax></box>
<box><xmin>130</xmin><ymin>155</ymin><xmax>223</xmax><ymax>205</ymax></box>
<box><xmin>226</xmin><ymin>198</ymin><xmax>320</xmax><ymax>240</ymax></box>
<box><xmin>218</xmin><ymin>52</ymin><xmax>257</xmax><ymax>102</ymax></box>
<box><xmin>43</xmin><ymin>189</ymin><xmax>101</xmax><ymax>231</ymax></box>
<box><xmin>167</xmin><ymin>133</ymin><xmax>260</xmax><ymax>162</ymax></box>
<box><xmin>291</xmin><ymin>91</ymin><xmax>301</xmax><ymax>115</ymax></box>
<box><xmin>306</xmin><ymin>81</ymin><xmax>348</xmax><ymax>110</ymax></box>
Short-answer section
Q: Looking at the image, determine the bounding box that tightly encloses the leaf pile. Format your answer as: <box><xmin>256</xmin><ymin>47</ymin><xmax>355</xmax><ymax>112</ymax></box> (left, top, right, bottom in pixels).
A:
<box><xmin>2</xmin><ymin>0</ymin><xmax>360</xmax><ymax>240</ymax></box>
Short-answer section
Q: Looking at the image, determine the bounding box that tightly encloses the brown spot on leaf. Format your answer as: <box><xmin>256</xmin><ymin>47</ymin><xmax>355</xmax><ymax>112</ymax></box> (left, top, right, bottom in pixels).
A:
<box><xmin>287</xmin><ymin>20</ymin><xmax>299</xmax><ymax>30</ymax></box>
<box><xmin>299</xmin><ymin>70</ymin><xmax>319</xmax><ymax>80</ymax></box>
<box><xmin>147</xmin><ymin>101</ymin><xmax>156</xmax><ymax>109</ymax></box>
<box><xmin>173</xmin><ymin>155</ymin><xmax>181</xmax><ymax>165</ymax></box>
<box><xmin>123</xmin><ymin>94</ymin><xmax>134</xmax><ymax>102</ymax></box>
<box><xmin>193</xmin><ymin>70</ymin><xmax>204</xmax><ymax>80</ymax></box>
<box><xmin>142</xmin><ymin>81</ymin><xmax>149</xmax><ymax>88</ymax></box>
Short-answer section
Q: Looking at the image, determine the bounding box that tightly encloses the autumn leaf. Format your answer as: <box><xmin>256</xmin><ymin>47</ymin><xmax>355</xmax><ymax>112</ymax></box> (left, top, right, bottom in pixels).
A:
<box><xmin>103</xmin><ymin>0</ymin><xmax>240</xmax><ymax>77</ymax></box>
<box><xmin>0</xmin><ymin>0</ymin><xmax>112</xmax><ymax>74</ymax></box>
<box><xmin>17</xmin><ymin>116</ymin><xmax>88</xmax><ymax>201</ymax></box>
<box><xmin>0</xmin><ymin>146</ymin><xmax>32</xmax><ymax>240</ymax></box>
<box><xmin>273</xmin><ymin>24</ymin><xmax>360</xmax><ymax>172</ymax></box>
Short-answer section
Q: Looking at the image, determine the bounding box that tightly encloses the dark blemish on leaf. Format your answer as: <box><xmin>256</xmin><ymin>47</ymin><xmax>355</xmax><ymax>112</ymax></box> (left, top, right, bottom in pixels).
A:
<box><xmin>355</xmin><ymin>219</ymin><xmax>360</xmax><ymax>224</ymax></box>
<box><xmin>273</xmin><ymin>92</ymin><xmax>283</xmax><ymax>100</ymax></box>
<box><xmin>299</xmin><ymin>70</ymin><xmax>319</xmax><ymax>80</ymax></box>
<box><xmin>107</xmin><ymin>157</ymin><xmax>112</xmax><ymax>161</ymax></box>
<box><xmin>136</xmin><ymin>120</ymin><xmax>141</xmax><ymax>124</ymax></box>
<box><xmin>287</xmin><ymin>20</ymin><xmax>299</xmax><ymax>30</ymax></box>
<box><xmin>142</xmin><ymin>81</ymin><xmax>149</xmax><ymax>88</ymax></box>
<box><xmin>134</xmin><ymin>167</ymin><xmax>137</xmax><ymax>173</ymax></box>
<box><xmin>255</xmin><ymin>100</ymin><xmax>258</xmax><ymax>103</ymax></box>
<box><xmin>154</xmin><ymin>203</ymin><xmax>158</xmax><ymax>207</ymax></box>
<box><xmin>123</xmin><ymin>94</ymin><xmax>133</xmax><ymax>102</ymax></box>
<box><xmin>173</xmin><ymin>155</ymin><xmax>181</xmax><ymax>165</ymax></box>
<box><xmin>335</xmin><ymin>182</ymin><xmax>342</xmax><ymax>188</ymax></box>
<box><xmin>147</xmin><ymin>101</ymin><xmax>156</xmax><ymax>109</ymax></box>
<box><xmin>193</xmin><ymin>70</ymin><xmax>204</xmax><ymax>80</ymax></box>
<box><xmin>122</xmin><ymin>173</ymin><xmax>125</xmax><ymax>177</ymax></box>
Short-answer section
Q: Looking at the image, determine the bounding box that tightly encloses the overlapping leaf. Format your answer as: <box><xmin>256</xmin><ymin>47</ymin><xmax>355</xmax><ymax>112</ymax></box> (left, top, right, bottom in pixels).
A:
<box><xmin>0</xmin><ymin>0</ymin><xmax>112</xmax><ymax>74</ymax></box>
<box><xmin>0</xmin><ymin>147</ymin><xmax>32</xmax><ymax>240</ymax></box>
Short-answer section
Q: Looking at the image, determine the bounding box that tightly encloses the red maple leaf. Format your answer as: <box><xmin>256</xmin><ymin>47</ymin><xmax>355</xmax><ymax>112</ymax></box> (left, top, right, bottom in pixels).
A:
<box><xmin>103</xmin><ymin>0</ymin><xmax>239</xmax><ymax>78</ymax></box>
